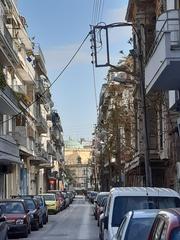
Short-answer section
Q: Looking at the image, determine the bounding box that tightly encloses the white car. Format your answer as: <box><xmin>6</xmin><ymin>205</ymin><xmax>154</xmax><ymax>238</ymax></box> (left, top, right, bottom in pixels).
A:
<box><xmin>103</xmin><ymin>187</ymin><xmax>180</xmax><ymax>240</ymax></box>
<box><xmin>113</xmin><ymin>209</ymin><xmax>158</xmax><ymax>240</ymax></box>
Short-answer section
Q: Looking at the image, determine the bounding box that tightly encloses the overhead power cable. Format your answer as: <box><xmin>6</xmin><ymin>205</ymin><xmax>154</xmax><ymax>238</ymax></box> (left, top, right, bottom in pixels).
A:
<box><xmin>0</xmin><ymin>32</ymin><xmax>91</xmax><ymax>127</ymax></box>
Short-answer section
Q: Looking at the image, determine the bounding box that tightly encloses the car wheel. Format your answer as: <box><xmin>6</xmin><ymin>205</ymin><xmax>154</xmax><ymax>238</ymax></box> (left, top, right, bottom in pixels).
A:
<box><xmin>34</xmin><ymin>221</ymin><xmax>39</xmax><ymax>231</ymax></box>
<box><xmin>39</xmin><ymin>217</ymin><xmax>43</xmax><ymax>228</ymax></box>
<box><xmin>28</xmin><ymin>223</ymin><xmax>31</xmax><ymax>234</ymax></box>
<box><xmin>43</xmin><ymin>214</ymin><xmax>47</xmax><ymax>224</ymax></box>
<box><xmin>22</xmin><ymin>226</ymin><xmax>28</xmax><ymax>238</ymax></box>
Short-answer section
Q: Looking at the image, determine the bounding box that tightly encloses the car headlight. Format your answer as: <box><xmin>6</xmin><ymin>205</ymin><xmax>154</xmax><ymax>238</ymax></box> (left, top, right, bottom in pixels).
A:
<box><xmin>16</xmin><ymin>219</ymin><xmax>24</xmax><ymax>224</ymax></box>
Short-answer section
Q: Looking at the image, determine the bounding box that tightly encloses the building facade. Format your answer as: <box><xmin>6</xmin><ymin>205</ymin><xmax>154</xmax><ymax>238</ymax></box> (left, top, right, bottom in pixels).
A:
<box><xmin>0</xmin><ymin>0</ymin><xmax>64</xmax><ymax>198</ymax></box>
<box><xmin>64</xmin><ymin>139</ymin><xmax>92</xmax><ymax>191</ymax></box>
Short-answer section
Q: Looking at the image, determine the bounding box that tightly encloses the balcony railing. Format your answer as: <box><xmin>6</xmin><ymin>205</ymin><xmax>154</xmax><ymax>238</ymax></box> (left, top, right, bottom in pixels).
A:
<box><xmin>10</xmin><ymin>84</ymin><xmax>26</xmax><ymax>95</ymax></box>
<box><xmin>145</xmin><ymin>9</ymin><xmax>180</xmax><ymax>93</ymax></box>
<box><xmin>33</xmin><ymin>44</ymin><xmax>45</xmax><ymax>64</ymax></box>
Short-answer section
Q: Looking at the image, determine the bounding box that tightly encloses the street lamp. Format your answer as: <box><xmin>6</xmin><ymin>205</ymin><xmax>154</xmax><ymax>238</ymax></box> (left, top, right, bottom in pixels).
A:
<box><xmin>92</xmin><ymin>22</ymin><xmax>152</xmax><ymax>187</ymax></box>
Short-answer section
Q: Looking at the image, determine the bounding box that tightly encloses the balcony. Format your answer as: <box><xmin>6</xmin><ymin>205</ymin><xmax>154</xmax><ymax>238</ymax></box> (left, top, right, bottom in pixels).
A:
<box><xmin>16</xmin><ymin>58</ymin><xmax>36</xmax><ymax>83</ymax></box>
<box><xmin>0</xmin><ymin>85</ymin><xmax>20</xmax><ymax>114</ymax></box>
<box><xmin>0</xmin><ymin>135</ymin><xmax>20</xmax><ymax>164</ymax></box>
<box><xmin>36</xmin><ymin>112</ymin><xmax>48</xmax><ymax>134</ymax></box>
<box><xmin>34</xmin><ymin>44</ymin><xmax>46</xmax><ymax>74</ymax></box>
<box><xmin>11</xmin><ymin>126</ymin><xmax>27</xmax><ymax>148</ymax></box>
<box><xmin>145</xmin><ymin>10</ymin><xmax>180</xmax><ymax>93</ymax></box>
<box><xmin>0</xmin><ymin>23</ymin><xmax>19</xmax><ymax>67</ymax></box>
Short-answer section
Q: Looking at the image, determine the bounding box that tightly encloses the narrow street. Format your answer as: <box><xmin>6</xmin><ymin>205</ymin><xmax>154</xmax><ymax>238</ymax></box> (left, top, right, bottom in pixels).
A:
<box><xmin>11</xmin><ymin>196</ymin><xmax>98</xmax><ymax>240</ymax></box>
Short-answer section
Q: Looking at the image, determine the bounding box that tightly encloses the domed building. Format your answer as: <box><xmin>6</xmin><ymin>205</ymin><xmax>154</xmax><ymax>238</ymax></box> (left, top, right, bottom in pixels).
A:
<box><xmin>64</xmin><ymin>138</ymin><xmax>92</xmax><ymax>191</ymax></box>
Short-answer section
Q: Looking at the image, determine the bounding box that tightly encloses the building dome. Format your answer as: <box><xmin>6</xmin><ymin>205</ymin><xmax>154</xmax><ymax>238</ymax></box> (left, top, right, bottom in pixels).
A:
<box><xmin>65</xmin><ymin>139</ymin><xmax>84</xmax><ymax>149</ymax></box>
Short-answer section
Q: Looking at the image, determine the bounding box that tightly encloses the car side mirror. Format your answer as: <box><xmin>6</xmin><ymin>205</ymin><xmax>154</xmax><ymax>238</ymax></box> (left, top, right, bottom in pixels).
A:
<box><xmin>103</xmin><ymin>216</ymin><xmax>108</xmax><ymax>230</ymax></box>
<box><xmin>0</xmin><ymin>216</ymin><xmax>6</xmax><ymax>222</ymax></box>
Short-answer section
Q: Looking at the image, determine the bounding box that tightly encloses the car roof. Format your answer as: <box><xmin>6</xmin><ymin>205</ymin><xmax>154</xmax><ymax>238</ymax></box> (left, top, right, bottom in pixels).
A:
<box><xmin>40</xmin><ymin>193</ymin><xmax>56</xmax><ymax>196</ymax></box>
<box><xmin>131</xmin><ymin>209</ymin><xmax>159</xmax><ymax>219</ymax></box>
<box><xmin>97</xmin><ymin>192</ymin><xmax>109</xmax><ymax>195</ymax></box>
<box><xmin>110</xmin><ymin>187</ymin><xmax>180</xmax><ymax>197</ymax></box>
<box><xmin>0</xmin><ymin>199</ymin><xmax>25</xmax><ymax>203</ymax></box>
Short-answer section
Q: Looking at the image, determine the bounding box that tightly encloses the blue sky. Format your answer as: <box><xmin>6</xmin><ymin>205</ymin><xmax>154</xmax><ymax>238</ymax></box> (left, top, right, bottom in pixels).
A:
<box><xmin>18</xmin><ymin>0</ymin><xmax>130</xmax><ymax>140</ymax></box>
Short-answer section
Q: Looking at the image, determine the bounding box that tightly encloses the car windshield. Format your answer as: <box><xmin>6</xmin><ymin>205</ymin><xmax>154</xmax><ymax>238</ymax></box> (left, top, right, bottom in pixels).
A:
<box><xmin>0</xmin><ymin>202</ymin><xmax>25</xmax><ymax>214</ymax></box>
<box><xmin>43</xmin><ymin>195</ymin><xmax>55</xmax><ymax>201</ymax></box>
<box><xmin>25</xmin><ymin>199</ymin><xmax>36</xmax><ymax>210</ymax></box>
<box><xmin>112</xmin><ymin>196</ymin><xmax>180</xmax><ymax>227</ymax></box>
<box><xmin>125</xmin><ymin>217</ymin><xmax>155</xmax><ymax>240</ymax></box>
<box><xmin>171</xmin><ymin>227</ymin><xmax>180</xmax><ymax>240</ymax></box>
<box><xmin>97</xmin><ymin>194</ymin><xmax>109</xmax><ymax>205</ymax></box>
<box><xmin>35</xmin><ymin>197</ymin><xmax>43</xmax><ymax>206</ymax></box>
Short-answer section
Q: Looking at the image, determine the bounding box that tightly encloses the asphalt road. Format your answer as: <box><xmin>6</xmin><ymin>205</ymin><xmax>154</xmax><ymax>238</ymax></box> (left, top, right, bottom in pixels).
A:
<box><xmin>10</xmin><ymin>195</ymin><xmax>99</xmax><ymax>240</ymax></box>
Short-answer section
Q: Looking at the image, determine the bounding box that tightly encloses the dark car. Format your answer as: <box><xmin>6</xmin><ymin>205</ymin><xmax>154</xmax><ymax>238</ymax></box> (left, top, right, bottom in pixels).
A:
<box><xmin>94</xmin><ymin>192</ymin><xmax>109</xmax><ymax>220</ymax></box>
<box><xmin>0</xmin><ymin>206</ymin><xmax>8</xmax><ymax>240</ymax></box>
<box><xmin>61</xmin><ymin>191</ymin><xmax>70</xmax><ymax>208</ymax></box>
<box><xmin>11</xmin><ymin>195</ymin><xmax>43</xmax><ymax>230</ymax></box>
<box><xmin>34</xmin><ymin>195</ymin><xmax>48</xmax><ymax>224</ymax></box>
<box><xmin>0</xmin><ymin>199</ymin><xmax>31</xmax><ymax>238</ymax></box>
<box><xmin>148</xmin><ymin>208</ymin><xmax>180</xmax><ymax>240</ymax></box>
<box><xmin>23</xmin><ymin>197</ymin><xmax>43</xmax><ymax>230</ymax></box>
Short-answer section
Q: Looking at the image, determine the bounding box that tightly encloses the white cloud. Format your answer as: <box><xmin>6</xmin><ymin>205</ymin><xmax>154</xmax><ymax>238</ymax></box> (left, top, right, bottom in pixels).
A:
<box><xmin>44</xmin><ymin>43</ymin><xmax>92</xmax><ymax>71</ymax></box>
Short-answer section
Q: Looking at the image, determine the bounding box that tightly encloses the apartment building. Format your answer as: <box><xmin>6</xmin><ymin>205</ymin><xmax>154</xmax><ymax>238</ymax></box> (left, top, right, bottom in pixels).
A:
<box><xmin>92</xmin><ymin>58</ymin><xmax>135</xmax><ymax>191</ymax></box>
<box><xmin>125</xmin><ymin>0</ymin><xmax>180</xmax><ymax>189</ymax></box>
<box><xmin>0</xmin><ymin>0</ymin><xmax>64</xmax><ymax>198</ymax></box>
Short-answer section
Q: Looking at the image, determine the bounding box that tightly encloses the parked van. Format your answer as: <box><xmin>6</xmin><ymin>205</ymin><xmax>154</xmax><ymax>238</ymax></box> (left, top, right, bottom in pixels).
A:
<box><xmin>103</xmin><ymin>187</ymin><xmax>180</xmax><ymax>240</ymax></box>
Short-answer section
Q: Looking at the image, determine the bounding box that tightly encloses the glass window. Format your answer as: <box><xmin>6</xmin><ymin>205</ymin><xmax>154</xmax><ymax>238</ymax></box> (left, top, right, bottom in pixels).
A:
<box><xmin>25</xmin><ymin>199</ymin><xmax>36</xmax><ymax>210</ymax></box>
<box><xmin>43</xmin><ymin>194</ymin><xmax>55</xmax><ymax>201</ymax></box>
<box><xmin>111</xmin><ymin>196</ymin><xmax>180</xmax><ymax>227</ymax></box>
<box><xmin>125</xmin><ymin>217</ymin><xmax>155</xmax><ymax>240</ymax></box>
<box><xmin>0</xmin><ymin>202</ymin><xmax>25</xmax><ymax>214</ymax></box>
<box><xmin>170</xmin><ymin>227</ymin><xmax>180</xmax><ymax>240</ymax></box>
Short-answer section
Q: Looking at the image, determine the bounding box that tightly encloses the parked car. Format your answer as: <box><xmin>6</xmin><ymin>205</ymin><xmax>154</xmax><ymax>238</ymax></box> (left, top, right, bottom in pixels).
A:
<box><xmin>61</xmin><ymin>191</ymin><xmax>70</xmax><ymax>208</ymax></box>
<box><xmin>0</xmin><ymin>199</ymin><xmax>31</xmax><ymax>238</ymax></box>
<box><xmin>99</xmin><ymin>198</ymin><xmax>108</xmax><ymax>240</ymax></box>
<box><xmin>40</xmin><ymin>193</ymin><xmax>60</xmax><ymax>213</ymax></box>
<box><xmin>89</xmin><ymin>191</ymin><xmax>98</xmax><ymax>204</ymax></box>
<box><xmin>48</xmin><ymin>190</ymin><xmax>65</xmax><ymax>210</ymax></box>
<box><xmin>97</xmin><ymin>196</ymin><xmax>108</xmax><ymax>226</ymax></box>
<box><xmin>148</xmin><ymin>208</ymin><xmax>180</xmax><ymax>240</ymax></box>
<box><xmin>34</xmin><ymin>195</ymin><xmax>48</xmax><ymax>224</ymax></box>
<box><xmin>23</xmin><ymin>197</ymin><xmax>43</xmax><ymax>230</ymax></box>
<box><xmin>11</xmin><ymin>195</ymin><xmax>44</xmax><ymax>229</ymax></box>
<box><xmin>103</xmin><ymin>187</ymin><xmax>180</xmax><ymax>240</ymax></box>
<box><xmin>94</xmin><ymin>192</ymin><xmax>109</xmax><ymax>220</ymax></box>
<box><xmin>0</xmin><ymin>206</ymin><xmax>8</xmax><ymax>240</ymax></box>
<box><xmin>113</xmin><ymin>209</ymin><xmax>158</xmax><ymax>240</ymax></box>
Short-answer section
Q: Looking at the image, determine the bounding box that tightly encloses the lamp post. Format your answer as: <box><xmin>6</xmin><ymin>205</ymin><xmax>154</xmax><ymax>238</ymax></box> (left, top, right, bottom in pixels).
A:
<box><xmin>92</xmin><ymin>22</ymin><xmax>152</xmax><ymax>187</ymax></box>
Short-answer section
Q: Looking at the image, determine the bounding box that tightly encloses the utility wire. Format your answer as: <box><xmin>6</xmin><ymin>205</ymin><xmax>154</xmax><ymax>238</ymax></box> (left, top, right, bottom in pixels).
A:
<box><xmin>0</xmin><ymin>32</ymin><xmax>91</xmax><ymax>127</ymax></box>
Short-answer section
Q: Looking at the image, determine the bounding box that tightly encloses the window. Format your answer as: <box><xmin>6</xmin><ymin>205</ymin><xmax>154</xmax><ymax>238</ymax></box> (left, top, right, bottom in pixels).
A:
<box><xmin>111</xmin><ymin>196</ymin><xmax>180</xmax><ymax>227</ymax></box>
<box><xmin>175</xmin><ymin>0</ymin><xmax>180</xmax><ymax>9</ymax></box>
<box><xmin>170</xmin><ymin>227</ymin><xmax>180</xmax><ymax>240</ymax></box>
